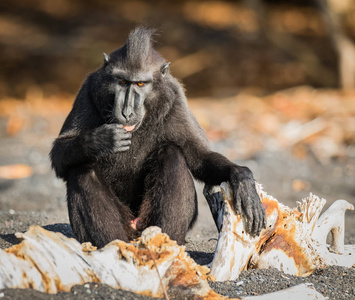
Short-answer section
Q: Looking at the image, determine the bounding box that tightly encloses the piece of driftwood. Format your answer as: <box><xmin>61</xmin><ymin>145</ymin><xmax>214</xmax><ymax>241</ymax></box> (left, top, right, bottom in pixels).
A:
<box><xmin>0</xmin><ymin>226</ymin><xmax>216</xmax><ymax>298</ymax></box>
<box><xmin>0</xmin><ymin>225</ymin><xmax>327</xmax><ymax>299</ymax></box>
<box><xmin>206</xmin><ymin>182</ymin><xmax>355</xmax><ymax>281</ymax></box>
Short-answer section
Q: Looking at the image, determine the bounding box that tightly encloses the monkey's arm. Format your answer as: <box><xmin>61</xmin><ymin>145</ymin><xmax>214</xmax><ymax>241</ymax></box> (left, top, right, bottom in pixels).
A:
<box><xmin>50</xmin><ymin>129</ymin><xmax>88</xmax><ymax>180</ymax></box>
<box><xmin>50</xmin><ymin>85</ymin><xmax>131</xmax><ymax>179</ymax></box>
<box><xmin>170</xmin><ymin>109</ymin><xmax>266</xmax><ymax>236</ymax></box>
<box><xmin>51</xmin><ymin>124</ymin><xmax>131</xmax><ymax>179</ymax></box>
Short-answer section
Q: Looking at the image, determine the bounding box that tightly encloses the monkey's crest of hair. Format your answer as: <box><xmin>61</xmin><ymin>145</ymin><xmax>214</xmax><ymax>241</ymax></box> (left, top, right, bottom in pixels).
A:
<box><xmin>110</xmin><ymin>27</ymin><xmax>164</xmax><ymax>71</ymax></box>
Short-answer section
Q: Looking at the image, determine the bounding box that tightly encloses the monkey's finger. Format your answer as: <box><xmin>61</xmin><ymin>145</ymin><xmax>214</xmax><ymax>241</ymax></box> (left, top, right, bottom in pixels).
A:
<box><xmin>260</xmin><ymin>209</ymin><xmax>266</xmax><ymax>233</ymax></box>
<box><xmin>233</xmin><ymin>185</ymin><xmax>242</xmax><ymax>214</ymax></box>
<box><xmin>114</xmin><ymin>140</ymin><xmax>131</xmax><ymax>152</ymax></box>
<box><xmin>116</xmin><ymin>146</ymin><xmax>130</xmax><ymax>152</ymax></box>
<box><xmin>236</xmin><ymin>197</ymin><xmax>242</xmax><ymax>215</ymax></box>
<box><xmin>107</xmin><ymin>123</ymin><xmax>124</xmax><ymax>131</ymax></box>
<box><xmin>254</xmin><ymin>196</ymin><xmax>266</xmax><ymax>234</ymax></box>
<box><xmin>252</xmin><ymin>201</ymin><xmax>261</xmax><ymax>235</ymax></box>
<box><xmin>116</xmin><ymin>139</ymin><xmax>131</xmax><ymax>147</ymax></box>
<box><xmin>114</xmin><ymin>132</ymin><xmax>132</xmax><ymax>141</ymax></box>
<box><xmin>260</xmin><ymin>203</ymin><xmax>267</xmax><ymax>229</ymax></box>
<box><xmin>244</xmin><ymin>198</ymin><xmax>254</xmax><ymax>234</ymax></box>
<box><xmin>253</xmin><ymin>206</ymin><xmax>261</xmax><ymax>236</ymax></box>
<box><xmin>122</xmin><ymin>131</ymin><xmax>132</xmax><ymax>138</ymax></box>
<box><xmin>250</xmin><ymin>185</ymin><xmax>265</xmax><ymax>235</ymax></box>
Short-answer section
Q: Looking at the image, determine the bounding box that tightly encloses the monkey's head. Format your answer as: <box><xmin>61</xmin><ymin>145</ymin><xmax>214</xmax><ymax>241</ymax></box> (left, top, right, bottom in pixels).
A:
<box><xmin>97</xmin><ymin>27</ymin><xmax>170</xmax><ymax>132</ymax></box>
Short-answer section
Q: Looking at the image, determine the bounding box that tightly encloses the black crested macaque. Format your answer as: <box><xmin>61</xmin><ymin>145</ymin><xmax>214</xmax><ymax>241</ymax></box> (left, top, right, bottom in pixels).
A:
<box><xmin>50</xmin><ymin>27</ymin><xmax>266</xmax><ymax>248</ymax></box>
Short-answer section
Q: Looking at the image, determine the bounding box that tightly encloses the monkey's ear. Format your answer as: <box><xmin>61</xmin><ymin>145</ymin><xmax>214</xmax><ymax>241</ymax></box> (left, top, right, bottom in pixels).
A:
<box><xmin>103</xmin><ymin>53</ymin><xmax>110</xmax><ymax>65</ymax></box>
<box><xmin>161</xmin><ymin>62</ymin><xmax>170</xmax><ymax>77</ymax></box>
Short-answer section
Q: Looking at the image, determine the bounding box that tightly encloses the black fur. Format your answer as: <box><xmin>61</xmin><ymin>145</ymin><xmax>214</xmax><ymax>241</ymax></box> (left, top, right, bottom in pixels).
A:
<box><xmin>50</xmin><ymin>27</ymin><xmax>266</xmax><ymax>248</ymax></box>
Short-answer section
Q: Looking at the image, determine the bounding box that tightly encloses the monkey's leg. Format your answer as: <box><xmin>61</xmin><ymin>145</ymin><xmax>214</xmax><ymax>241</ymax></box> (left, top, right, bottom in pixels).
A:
<box><xmin>66</xmin><ymin>165</ymin><xmax>134</xmax><ymax>248</ymax></box>
<box><xmin>139</xmin><ymin>145</ymin><xmax>198</xmax><ymax>245</ymax></box>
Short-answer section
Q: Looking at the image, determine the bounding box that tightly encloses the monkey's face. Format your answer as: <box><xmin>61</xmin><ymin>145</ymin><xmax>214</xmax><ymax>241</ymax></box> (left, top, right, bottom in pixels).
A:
<box><xmin>98</xmin><ymin>29</ymin><xmax>170</xmax><ymax>132</ymax></box>
<box><xmin>109</xmin><ymin>70</ymin><xmax>154</xmax><ymax>132</ymax></box>
<box><xmin>102</xmin><ymin>60</ymin><xmax>170</xmax><ymax>132</ymax></box>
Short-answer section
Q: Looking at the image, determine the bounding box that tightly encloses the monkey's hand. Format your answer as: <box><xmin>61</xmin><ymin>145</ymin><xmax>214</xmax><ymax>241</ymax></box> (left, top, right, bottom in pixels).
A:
<box><xmin>230</xmin><ymin>166</ymin><xmax>266</xmax><ymax>236</ymax></box>
<box><xmin>85</xmin><ymin>124</ymin><xmax>132</xmax><ymax>157</ymax></box>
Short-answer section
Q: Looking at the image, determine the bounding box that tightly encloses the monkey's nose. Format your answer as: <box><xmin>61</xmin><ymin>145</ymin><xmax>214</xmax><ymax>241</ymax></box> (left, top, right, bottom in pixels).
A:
<box><xmin>122</xmin><ymin>112</ymin><xmax>133</xmax><ymax>122</ymax></box>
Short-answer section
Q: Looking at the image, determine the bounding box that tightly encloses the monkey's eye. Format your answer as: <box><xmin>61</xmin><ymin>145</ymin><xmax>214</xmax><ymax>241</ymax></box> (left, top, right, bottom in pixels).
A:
<box><xmin>119</xmin><ymin>79</ymin><xmax>127</xmax><ymax>85</ymax></box>
<box><xmin>136</xmin><ymin>82</ymin><xmax>144</xmax><ymax>87</ymax></box>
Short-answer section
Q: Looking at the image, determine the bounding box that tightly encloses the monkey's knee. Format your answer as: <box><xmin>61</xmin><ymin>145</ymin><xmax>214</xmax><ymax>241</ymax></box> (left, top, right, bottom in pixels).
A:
<box><xmin>66</xmin><ymin>165</ymin><xmax>101</xmax><ymax>192</ymax></box>
<box><xmin>157</xmin><ymin>145</ymin><xmax>195</xmax><ymax>195</ymax></box>
<box><xmin>65</xmin><ymin>166</ymin><xmax>98</xmax><ymax>243</ymax></box>
<box><xmin>156</xmin><ymin>144</ymin><xmax>186</xmax><ymax>165</ymax></box>
<box><xmin>153</xmin><ymin>145</ymin><xmax>197</xmax><ymax>243</ymax></box>
<box><xmin>66</xmin><ymin>165</ymin><xmax>133</xmax><ymax>247</ymax></box>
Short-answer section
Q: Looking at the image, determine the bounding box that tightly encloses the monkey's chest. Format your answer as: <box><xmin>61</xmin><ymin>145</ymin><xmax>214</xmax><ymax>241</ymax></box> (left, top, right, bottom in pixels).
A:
<box><xmin>95</xmin><ymin>132</ymin><xmax>162</xmax><ymax>206</ymax></box>
<box><xmin>94</xmin><ymin>150</ymin><xmax>148</xmax><ymax>205</ymax></box>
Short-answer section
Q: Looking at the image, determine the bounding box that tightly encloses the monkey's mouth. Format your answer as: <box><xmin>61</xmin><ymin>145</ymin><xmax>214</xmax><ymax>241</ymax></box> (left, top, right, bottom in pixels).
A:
<box><xmin>123</xmin><ymin>124</ymin><xmax>136</xmax><ymax>132</ymax></box>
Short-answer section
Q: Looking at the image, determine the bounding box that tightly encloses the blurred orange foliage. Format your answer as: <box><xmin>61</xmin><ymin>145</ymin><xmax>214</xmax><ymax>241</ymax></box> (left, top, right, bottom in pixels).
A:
<box><xmin>0</xmin><ymin>164</ymin><xmax>33</xmax><ymax>180</ymax></box>
<box><xmin>190</xmin><ymin>86</ymin><xmax>355</xmax><ymax>161</ymax></box>
<box><xmin>0</xmin><ymin>87</ymin><xmax>72</xmax><ymax>136</ymax></box>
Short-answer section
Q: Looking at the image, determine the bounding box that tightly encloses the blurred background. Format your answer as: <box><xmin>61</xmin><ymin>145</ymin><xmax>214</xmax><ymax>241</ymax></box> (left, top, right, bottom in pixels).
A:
<box><xmin>0</xmin><ymin>0</ymin><xmax>354</xmax><ymax>242</ymax></box>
